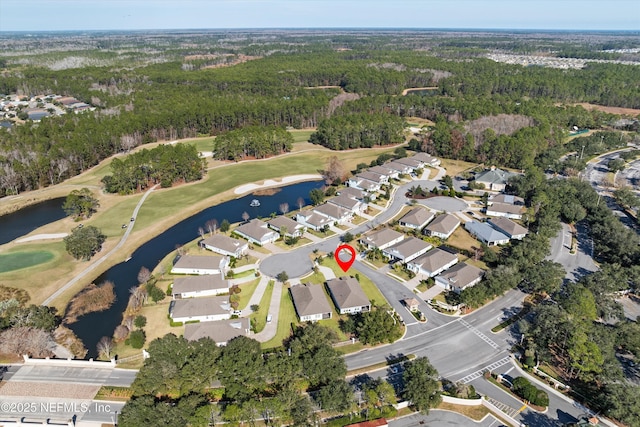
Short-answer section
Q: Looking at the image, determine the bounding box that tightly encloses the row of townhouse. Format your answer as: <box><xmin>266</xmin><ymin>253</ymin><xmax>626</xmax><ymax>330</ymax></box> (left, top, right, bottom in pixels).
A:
<box><xmin>464</xmin><ymin>218</ymin><xmax>528</xmax><ymax>246</ymax></box>
<box><xmin>347</xmin><ymin>152</ymin><xmax>440</xmax><ymax>192</ymax></box>
<box><xmin>289</xmin><ymin>277</ymin><xmax>371</xmax><ymax>322</ymax></box>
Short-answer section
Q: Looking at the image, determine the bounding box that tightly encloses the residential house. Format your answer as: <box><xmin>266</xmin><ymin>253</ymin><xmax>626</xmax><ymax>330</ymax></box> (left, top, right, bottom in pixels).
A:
<box><xmin>184</xmin><ymin>318</ymin><xmax>250</xmax><ymax>346</ymax></box>
<box><xmin>473</xmin><ymin>167</ymin><xmax>517</xmax><ymax>192</ymax></box>
<box><xmin>464</xmin><ymin>221</ymin><xmax>510</xmax><ymax>246</ymax></box>
<box><xmin>402</xmin><ymin>298</ymin><xmax>420</xmax><ymax>312</ymax></box>
<box><xmin>368</xmin><ymin>165</ymin><xmax>397</xmax><ymax>180</ymax></box>
<box><xmin>356</xmin><ymin>171</ymin><xmax>388</xmax><ymax>185</ymax></box>
<box><xmin>169</xmin><ymin>295</ymin><xmax>231</xmax><ymax>323</ymax></box>
<box><xmin>394</xmin><ymin>157</ymin><xmax>423</xmax><ymax>170</ymax></box>
<box><xmin>406</xmin><ymin>247</ymin><xmax>458</xmax><ymax>277</ymax></box>
<box><xmin>234</xmin><ymin>219</ymin><xmax>279</xmax><ymax>245</ymax></box>
<box><xmin>171</xmin><ymin>274</ymin><xmax>229</xmax><ymax>299</ymax></box>
<box><xmin>267</xmin><ymin>216</ymin><xmax>305</xmax><ymax>238</ymax></box>
<box><xmin>398</xmin><ymin>207</ymin><xmax>435</xmax><ymax>230</ymax></box>
<box><xmin>200</xmin><ymin>234</ymin><xmax>248</xmax><ymax>258</ymax></box>
<box><xmin>171</xmin><ymin>255</ymin><xmax>228</xmax><ymax>275</ymax></box>
<box><xmin>359</xmin><ymin>228</ymin><xmax>405</xmax><ymax>251</ymax></box>
<box><xmin>488</xmin><ymin>194</ymin><xmax>525</xmax><ymax>206</ymax></box>
<box><xmin>290</xmin><ymin>283</ymin><xmax>333</xmax><ymax>322</ymax></box>
<box><xmin>385</xmin><ymin>161</ymin><xmax>413</xmax><ymax>175</ymax></box>
<box><xmin>337</xmin><ymin>186</ymin><xmax>373</xmax><ymax>201</ymax></box>
<box><xmin>485</xmin><ymin>202</ymin><xmax>526</xmax><ymax>220</ymax></box>
<box><xmin>488</xmin><ymin>217</ymin><xmax>528</xmax><ymax>240</ymax></box>
<box><xmin>435</xmin><ymin>262</ymin><xmax>485</xmax><ymax>293</ymax></box>
<box><xmin>382</xmin><ymin>237</ymin><xmax>433</xmax><ymax>263</ymax></box>
<box><xmin>348</xmin><ymin>177</ymin><xmax>381</xmax><ymax>193</ymax></box>
<box><xmin>314</xmin><ymin>203</ymin><xmax>353</xmax><ymax>224</ymax></box>
<box><xmin>296</xmin><ymin>209</ymin><xmax>333</xmax><ymax>231</ymax></box>
<box><xmin>325</xmin><ymin>277</ymin><xmax>371</xmax><ymax>315</ymax></box>
<box><xmin>411</xmin><ymin>152</ymin><xmax>441</xmax><ymax>167</ymax></box>
<box><xmin>423</xmin><ymin>214</ymin><xmax>460</xmax><ymax>239</ymax></box>
<box><xmin>327</xmin><ymin>194</ymin><xmax>366</xmax><ymax>215</ymax></box>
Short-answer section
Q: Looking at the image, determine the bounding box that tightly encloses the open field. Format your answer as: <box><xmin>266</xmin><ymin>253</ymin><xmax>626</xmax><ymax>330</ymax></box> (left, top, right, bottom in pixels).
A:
<box><xmin>573</xmin><ymin>102</ymin><xmax>640</xmax><ymax>116</ymax></box>
<box><xmin>446</xmin><ymin>227</ymin><xmax>480</xmax><ymax>254</ymax></box>
<box><xmin>439</xmin><ymin>159</ymin><xmax>480</xmax><ymax>177</ymax></box>
<box><xmin>0</xmin><ymin>250</ymin><xmax>54</xmax><ymax>273</ymax></box>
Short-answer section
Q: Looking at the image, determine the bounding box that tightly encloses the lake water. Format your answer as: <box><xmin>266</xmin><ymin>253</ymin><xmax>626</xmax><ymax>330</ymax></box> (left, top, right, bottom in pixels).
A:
<box><xmin>68</xmin><ymin>180</ymin><xmax>324</xmax><ymax>358</ymax></box>
<box><xmin>0</xmin><ymin>197</ymin><xmax>66</xmax><ymax>245</ymax></box>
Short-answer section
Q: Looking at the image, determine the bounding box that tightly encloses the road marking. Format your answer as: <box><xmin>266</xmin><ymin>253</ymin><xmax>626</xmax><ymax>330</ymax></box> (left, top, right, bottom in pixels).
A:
<box><xmin>457</xmin><ymin>356</ymin><xmax>511</xmax><ymax>384</ymax></box>
<box><xmin>458</xmin><ymin>318</ymin><xmax>501</xmax><ymax>350</ymax></box>
<box><xmin>518</xmin><ymin>404</ymin><xmax>528</xmax><ymax>413</ymax></box>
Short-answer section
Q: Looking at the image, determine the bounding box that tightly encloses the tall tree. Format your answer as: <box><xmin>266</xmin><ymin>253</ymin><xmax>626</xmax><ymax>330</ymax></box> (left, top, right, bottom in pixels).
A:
<box><xmin>402</xmin><ymin>357</ymin><xmax>441</xmax><ymax>413</ymax></box>
<box><xmin>63</xmin><ymin>188</ymin><xmax>99</xmax><ymax>220</ymax></box>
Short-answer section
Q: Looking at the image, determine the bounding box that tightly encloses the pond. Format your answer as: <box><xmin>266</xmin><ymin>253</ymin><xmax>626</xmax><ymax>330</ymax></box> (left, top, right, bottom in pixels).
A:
<box><xmin>68</xmin><ymin>180</ymin><xmax>324</xmax><ymax>358</ymax></box>
<box><xmin>0</xmin><ymin>197</ymin><xmax>67</xmax><ymax>245</ymax></box>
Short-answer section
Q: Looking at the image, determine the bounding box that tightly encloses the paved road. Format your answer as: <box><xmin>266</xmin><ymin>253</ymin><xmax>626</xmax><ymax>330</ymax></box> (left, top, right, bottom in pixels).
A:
<box><xmin>2</xmin><ymin>365</ymin><xmax>137</xmax><ymax>387</ymax></box>
<box><xmin>390</xmin><ymin>409</ymin><xmax>502</xmax><ymax>427</ymax></box>
<box><xmin>42</xmin><ymin>184</ymin><xmax>159</xmax><ymax>306</ymax></box>
<box><xmin>547</xmin><ymin>222</ymin><xmax>598</xmax><ymax>282</ymax></box>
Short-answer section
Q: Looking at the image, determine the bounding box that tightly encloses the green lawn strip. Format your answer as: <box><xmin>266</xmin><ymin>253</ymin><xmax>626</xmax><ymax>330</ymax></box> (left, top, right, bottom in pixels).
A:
<box><xmin>307</xmin><ymin>228</ymin><xmax>336</xmax><ymax>239</ymax></box>
<box><xmin>89</xmin><ymin>195</ymin><xmax>143</xmax><ymax>238</ymax></box>
<box><xmin>0</xmin><ymin>251</ymin><xmax>55</xmax><ymax>273</ymax></box>
<box><xmin>262</xmin><ymin>285</ymin><xmax>297</xmax><ymax>349</ymax></box>
<box><xmin>186</xmin><ymin>137</ymin><xmax>215</xmax><ymax>153</ymax></box>
<box><xmin>289</xmin><ymin>130</ymin><xmax>314</xmax><ymax>143</ymax></box>
<box><xmin>299</xmin><ymin>269</ymin><xmax>326</xmax><ymax>285</ymax></box>
<box><xmin>491</xmin><ymin>302</ymin><xmax>532</xmax><ymax>333</ymax></box>
<box><xmin>251</xmin><ymin>280</ymin><xmax>275</xmax><ymax>334</ymax></box>
<box><xmin>231</xmin><ymin>255</ymin><xmax>258</xmax><ymax>268</ymax></box>
<box><xmin>229</xmin><ymin>269</ymin><xmax>256</xmax><ymax>279</ymax></box>
<box><xmin>333</xmin><ymin>342</ymin><xmax>365</xmax><ymax>354</ymax></box>
<box><xmin>346</xmin><ymin>354</ymin><xmax>415</xmax><ymax>376</ymax></box>
<box><xmin>273</xmin><ymin>237</ymin><xmax>313</xmax><ymax>250</ymax></box>
<box><xmin>238</xmin><ymin>278</ymin><xmax>261</xmax><ymax>310</ymax></box>
<box><xmin>350</xmin><ymin>215</ymin><xmax>367</xmax><ymax>225</ymax></box>
<box><xmin>321</xmin><ymin>258</ymin><xmax>388</xmax><ymax>307</ymax></box>
<box><xmin>94</xmin><ymin>386</ymin><xmax>133</xmax><ymax>401</ymax></box>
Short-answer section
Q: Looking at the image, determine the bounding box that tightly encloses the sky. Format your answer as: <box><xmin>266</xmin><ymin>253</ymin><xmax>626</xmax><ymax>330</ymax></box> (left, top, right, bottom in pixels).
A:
<box><xmin>0</xmin><ymin>0</ymin><xmax>638</xmax><ymax>32</ymax></box>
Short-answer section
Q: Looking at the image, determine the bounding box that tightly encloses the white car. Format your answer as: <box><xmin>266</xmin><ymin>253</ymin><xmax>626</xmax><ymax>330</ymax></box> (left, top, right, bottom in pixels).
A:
<box><xmin>266</xmin><ymin>314</ymin><xmax>272</xmax><ymax>323</ymax></box>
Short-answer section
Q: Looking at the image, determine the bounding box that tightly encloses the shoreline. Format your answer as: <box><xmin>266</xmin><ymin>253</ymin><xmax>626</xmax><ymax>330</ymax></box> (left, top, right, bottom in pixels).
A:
<box><xmin>234</xmin><ymin>174</ymin><xmax>323</xmax><ymax>195</ymax></box>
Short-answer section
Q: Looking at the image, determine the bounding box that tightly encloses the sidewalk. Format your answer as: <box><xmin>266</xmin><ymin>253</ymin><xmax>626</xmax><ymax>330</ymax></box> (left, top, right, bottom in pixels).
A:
<box><xmin>241</xmin><ymin>275</ymin><xmax>270</xmax><ymax>314</ymax></box>
<box><xmin>253</xmin><ymin>280</ymin><xmax>284</xmax><ymax>342</ymax></box>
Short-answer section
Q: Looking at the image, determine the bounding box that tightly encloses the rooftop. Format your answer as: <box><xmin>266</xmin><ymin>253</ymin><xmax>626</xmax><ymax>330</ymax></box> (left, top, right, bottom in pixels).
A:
<box><xmin>267</xmin><ymin>215</ymin><xmax>301</xmax><ymax>231</ymax></box>
<box><xmin>465</xmin><ymin>220</ymin><xmax>510</xmax><ymax>243</ymax></box>
<box><xmin>398</xmin><ymin>207</ymin><xmax>434</xmax><ymax>227</ymax></box>
<box><xmin>290</xmin><ymin>283</ymin><xmax>333</xmax><ymax>317</ymax></box>
<box><xmin>170</xmin><ymin>296</ymin><xmax>230</xmax><ymax>319</ymax></box>
<box><xmin>437</xmin><ymin>262</ymin><xmax>484</xmax><ymax>289</ymax></box>
<box><xmin>173</xmin><ymin>255</ymin><xmax>226</xmax><ymax>270</ymax></box>
<box><xmin>236</xmin><ymin>219</ymin><xmax>275</xmax><ymax>241</ymax></box>
<box><xmin>172</xmin><ymin>274</ymin><xmax>229</xmax><ymax>294</ymax></box>
<box><xmin>424</xmin><ymin>213</ymin><xmax>460</xmax><ymax>234</ymax></box>
<box><xmin>360</xmin><ymin>228</ymin><xmax>405</xmax><ymax>248</ymax></box>
<box><xmin>409</xmin><ymin>247</ymin><xmax>458</xmax><ymax>272</ymax></box>
<box><xmin>326</xmin><ymin>277</ymin><xmax>370</xmax><ymax>309</ymax></box>
<box><xmin>384</xmin><ymin>237</ymin><xmax>432</xmax><ymax>259</ymax></box>
<box><xmin>201</xmin><ymin>234</ymin><xmax>247</xmax><ymax>253</ymax></box>
<box><xmin>488</xmin><ymin>217</ymin><xmax>528</xmax><ymax>237</ymax></box>
<box><xmin>184</xmin><ymin>318</ymin><xmax>250</xmax><ymax>343</ymax></box>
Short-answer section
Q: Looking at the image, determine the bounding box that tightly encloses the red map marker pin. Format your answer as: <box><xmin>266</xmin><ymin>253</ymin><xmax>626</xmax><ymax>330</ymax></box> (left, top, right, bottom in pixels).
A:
<box><xmin>335</xmin><ymin>244</ymin><xmax>356</xmax><ymax>272</ymax></box>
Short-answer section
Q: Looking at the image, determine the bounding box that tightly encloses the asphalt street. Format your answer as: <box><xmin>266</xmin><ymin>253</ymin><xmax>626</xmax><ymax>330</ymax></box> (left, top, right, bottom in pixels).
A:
<box><xmin>547</xmin><ymin>222</ymin><xmax>598</xmax><ymax>281</ymax></box>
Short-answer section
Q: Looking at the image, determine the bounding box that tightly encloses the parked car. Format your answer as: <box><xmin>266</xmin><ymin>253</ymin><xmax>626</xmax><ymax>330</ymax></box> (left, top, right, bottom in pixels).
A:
<box><xmin>266</xmin><ymin>314</ymin><xmax>272</xmax><ymax>323</ymax></box>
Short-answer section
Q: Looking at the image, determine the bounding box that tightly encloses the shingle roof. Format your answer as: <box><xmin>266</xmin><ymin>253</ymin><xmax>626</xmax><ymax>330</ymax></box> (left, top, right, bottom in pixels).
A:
<box><xmin>394</xmin><ymin>157</ymin><xmax>422</xmax><ymax>168</ymax></box>
<box><xmin>385</xmin><ymin>161</ymin><xmax>411</xmax><ymax>172</ymax></box>
<box><xmin>356</xmin><ymin>171</ymin><xmax>386</xmax><ymax>184</ymax></box>
<box><xmin>411</xmin><ymin>152</ymin><xmax>438</xmax><ymax>164</ymax></box>
<box><xmin>314</xmin><ymin>203</ymin><xmax>349</xmax><ymax>220</ymax></box>
<box><xmin>172</xmin><ymin>274</ymin><xmax>229</xmax><ymax>294</ymax></box>
<box><xmin>298</xmin><ymin>209</ymin><xmax>333</xmax><ymax>227</ymax></box>
<box><xmin>424</xmin><ymin>214</ymin><xmax>460</xmax><ymax>235</ymax></box>
<box><xmin>409</xmin><ymin>248</ymin><xmax>458</xmax><ymax>272</ymax></box>
<box><xmin>368</xmin><ymin>165</ymin><xmax>394</xmax><ymax>176</ymax></box>
<box><xmin>236</xmin><ymin>219</ymin><xmax>276</xmax><ymax>241</ymax></box>
<box><xmin>327</xmin><ymin>194</ymin><xmax>361</xmax><ymax>211</ymax></box>
<box><xmin>488</xmin><ymin>217</ymin><xmax>528</xmax><ymax>237</ymax></box>
<box><xmin>437</xmin><ymin>262</ymin><xmax>484</xmax><ymax>289</ymax></box>
<box><xmin>267</xmin><ymin>216</ymin><xmax>301</xmax><ymax>231</ymax></box>
<box><xmin>173</xmin><ymin>255</ymin><xmax>226</xmax><ymax>270</ymax></box>
<box><xmin>399</xmin><ymin>207</ymin><xmax>434</xmax><ymax>227</ymax></box>
<box><xmin>384</xmin><ymin>237</ymin><xmax>432</xmax><ymax>260</ymax></box>
<box><xmin>360</xmin><ymin>228</ymin><xmax>405</xmax><ymax>248</ymax></box>
<box><xmin>201</xmin><ymin>234</ymin><xmax>247</xmax><ymax>254</ymax></box>
<box><xmin>337</xmin><ymin>187</ymin><xmax>366</xmax><ymax>200</ymax></box>
<box><xmin>475</xmin><ymin>168</ymin><xmax>516</xmax><ymax>186</ymax></box>
<box><xmin>170</xmin><ymin>296</ymin><xmax>230</xmax><ymax>319</ymax></box>
<box><xmin>465</xmin><ymin>221</ymin><xmax>510</xmax><ymax>243</ymax></box>
<box><xmin>184</xmin><ymin>318</ymin><xmax>249</xmax><ymax>343</ymax></box>
<box><xmin>326</xmin><ymin>277</ymin><xmax>370</xmax><ymax>310</ymax></box>
<box><xmin>486</xmin><ymin>202</ymin><xmax>525</xmax><ymax>215</ymax></box>
<box><xmin>290</xmin><ymin>283</ymin><xmax>333</xmax><ymax>317</ymax></box>
<box><xmin>489</xmin><ymin>194</ymin><xmax>524</xmax><ymax>205</ymax></box>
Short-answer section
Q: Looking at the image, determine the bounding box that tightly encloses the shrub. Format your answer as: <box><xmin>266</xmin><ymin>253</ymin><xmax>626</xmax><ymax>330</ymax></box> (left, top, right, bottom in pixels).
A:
<box><xmin>128</xmin><ymin>330</ymin><xmax>146</xmax><ymax>349</ymax></box>
<box><xmin>146</xmin><ymin>283</ymin><xmax>165</xmax><ymax>303</ymax></box>
<box><xmin>134</xmin><ymin>315</ymin><xmax>147</xmax><ymax>329</ymax></box>
<box><xmin>113</xmin><ymin>325</ymin><xmax>130</xmax><ymax>341</ymax></box>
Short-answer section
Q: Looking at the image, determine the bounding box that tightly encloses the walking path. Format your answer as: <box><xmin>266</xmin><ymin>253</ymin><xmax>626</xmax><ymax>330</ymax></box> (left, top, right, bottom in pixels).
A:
<box><xmin>42</xmin><ymin>184</ymin><xmax>159</xmax><ymax>306</ymax></box>
<box><xmin>242</xmin><ymin>275</ymin><xmax>270</xmax><ymax>315</ymax></box>
<box><xmin>252</xmin><ymin>280</ymin><xmax>283</xmax><ymax>342</ymax></box>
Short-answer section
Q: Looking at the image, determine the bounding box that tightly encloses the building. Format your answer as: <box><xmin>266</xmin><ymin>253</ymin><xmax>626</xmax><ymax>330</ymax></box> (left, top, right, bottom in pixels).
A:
<box><xmin>171</xmin><ymin>255</ymin><xmax>229</xmax><ymax>275</ymax></box>
<box><xmin>398</xmin><ymin>207</ymin><xmax>435</xmax><ymax>229</ymax></box>
<box><xmin>290</xmin><ymin>283</ymin><xmax>333</xmax><ymax>322</ymax></box>
<box><xmin>435</xmin><ymin>262</ymin><xmax>485</xmax><ymax>293</ymax></box>
<box><xmin>325</xmin><ymin>277</ymin><xmax>371</xmax><ymax>314</ymax></box>
<box><xmin>200</xmin><ymin>234</ymin><xmax>248</xmax><ymax>258</ymax></box>
<box><xmin>296</xmin><ymin>209</ymin><xmax>333</xmax><ymax>231</ymax></box>
<box><xmin>485</xmin><ymin>202</ymin><xmax>526</xmax><ymax>220</ymax></box>
<box><xmin>464</xmin><ymin>221</ymin><xmax>511</xmax><ymax>246</ymax></box>
<box><xmin>394</xmin><ymin>157</ymin><xmax>423</xmax><ymax>170</ymax></box>
<box><xmin>406</xmin><ymin>247</ymin><xmax>458</xmax><ymax>277</ymax></box>
<box><xmin>234</xmin><ymin>219</ymin><xmax>279</xmax><ymax>245</ymax></box>
<box><xmin>314</xmin><ymin>203</ymin><xmax>353</xmax><ymax>224</ymax></box>
<box><xmin>171</xmin><ymin>274</ymin><xmax>229</xmax><ymax>299</ymax></box>
<box><xmin>356</xmin><ymin>171</ymin><xmax>388</xmax><ymax>185</ymax></box>
<box><xmin>411</xmin><ymin>152</ymin><xmax>441</xmax><ymax>167</ymax></box>
<box><xmin>382</xmin><ymin>237</ymin><xmax>432</xmax><ymax>263</ymax></box>
<box><xmin>327</xmin><ymin>194</ymin><xmax>366</xmax><ymax>214</ymax></box>
<box><xmin>359</xmin><ymin>228</ymin><xmax>405</xmax><ymax>250</ymax></box>
<box><xmin>385</xmin><ymin>161</ymin><xmax>413</xmax><ymax>175</ymax></box>
<box><xmin>402</xmin><ymin>298</ymin><xmax>420</xmax><ymax>312</ymax></box>
<box><xmin>423</xmin><ymin>214</ymin><xmax>460</xmax><ymax>239</ymax></box>
<box><xmin>337</xmin><ymin>186</ymin><xmax>372</xmax><ymax>201</ymax></box>
<box><xmin>488</xmin><ymin>194</ymin><xmax>524</xmax><ymax>206</ymax></box>
<box><xmin>267</xmin><ymin>216</ymin><xmax>305</xmax><ymax>238</ymax></box>
<box><xmin>169</xmin><ymin>296</ymin><xmax>231</xmax><ymax>323</ymax></box>
<box><xmin>474</xmin><ymin>167</ymin><xmax>517</xmax><ymax>192</ymax></box>
<box><xmin>488</xmin><ymin>217</ymin><xmax>528</xmax><ymax>240</ymax></box>
<box><xmin>184</xmin><ymin>318</ymin><xmax>250</xmax><ymax>346</ymax></box>
<box><xmin>368</xmin><ymin>165</ymin><xmax>397</xmax><ymax>180</ymax></box>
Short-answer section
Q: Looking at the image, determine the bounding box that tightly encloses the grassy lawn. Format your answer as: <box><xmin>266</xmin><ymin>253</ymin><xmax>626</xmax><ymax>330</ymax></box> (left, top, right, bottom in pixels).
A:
<box><xmin>350</xmin><ymin>215</ymin><xmax>367</xmax><ymax>225</ymax></box>
<box><xmin>388</xmin><ymin>267</ymin><xmax>413</xmax><ymax>282</ymax></box>
<box><xmin>415</xmin><ymin>281</ymin><xmax>431</xmax><ymax>293</ymax></box>
<box><xmin>334</xmin><ymin>342</ymin><xmax>365</xmax><ymax>354</ymax></box>
<box><xmin>289</xmin><ymin>129</ymin><xmax>314</xmax><ymax>143</ymax></box>
<box><xmin>0</xmin><ymin>251</ymin><xmax>54</xmax><ymax>273</ymax></box>
<box><xmin>306</xmin><ymin>228</ymin><xmax>336</xmax><ymax>239</ymax></box>
<box><xmin>440</xmin><ymin>159</ymin><xmax>480</xmax><ymax>177</ymax></box>
<box><xmin>262</xmin><ymin>284</ymin><xmax>298</xmax><ymax>349</ymax></box>
<box><xmin>230</xmin><ymin>269</ymin><xmax>256</xmax><ymax>279</ymax></box>
<box><xmin>300</xmin><ymin>269</ymin><xmax>326</xmax><ymax>285</ymax></box>
<box><xmin>186</xmin><ymin>137</ymin><xmax>215</xmax><ymax>153</ymax></box>
<box><xmin>140</xmin><ymin>298</ymin><xmax>184</xmax><ymax>343</ymax></box>
<box><xmin>238</xmin><ymin>278</ymin><xmax>261</xmax><ymax>309</ymax></box>
<box><xmin>446</xmin><ymin>227</ymin><xmax>480</xmax><ymax>253</ymax></box>
<box><xmin>436</xmin><ymin>403</ymin><xmax>489</xmax><ymax>421</ymax></box>
<box><xmin>251</xmin><ymin>280</ymin><xmax>274</xmax><ymax>334</ymax></box>
<box><xmin>364</xmin><ymin>256</ymin><xmax>389</xmax><ymax>269</ymax></box>
<box><xmin>231</xmin><ymin>255</ymin><xmax>258</xmax><ymax>268</ymax></box>
<box><xmin>273</xmin><ymin>236</ymin><xmax>313</xmax><ymax>250</ymax></box>
<box><xmin>462</xmin><ymin>256</ymin><xmax>488</xmax><ymax>271</ymax></box>
<box><xmin>321</xmin><ymin>257</ymin><xmax>388</xmax><ymax>307</ymax></box>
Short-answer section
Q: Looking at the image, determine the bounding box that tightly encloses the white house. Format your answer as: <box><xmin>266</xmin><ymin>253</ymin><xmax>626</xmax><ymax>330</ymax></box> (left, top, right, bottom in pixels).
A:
<box><xmin>488</xmin><ymin>194</ymin><xmax>524</xmax><ymax>206</ymax></box>
<box><xmin>296</xmin><ymin>209</ymin><xmax>333</xmax><ymax>231</ymax></box>
<box><xmin>169</xmin><ymin>295</ymin><xmax>231</xmax><ymax>323</ymax></box>
<box><xmin>382</xmin><ymin>237</ymin><xmax>432</xmax><ymax>263</ymax></box>
<box><xmin>326</xmin><ymin>277</ymin><xmax>371</xmax><ymax>315</ymax></box>
<box><xmin>356</xmin><ymin>171</ymin><xmax>388</xmax><ymax>185</ymax></box>
<box><xmin>327</xmin><ymin>194</ymin><xmax>366</xmax><ymax>215</ymax></box>
<box><xmin>474</xmin><ymin>167</ymin><xmax>517</xmax><ymax>192</ymax></box>
<box><xmin>385</xmin><ymin>161</ymin><xmax>413</xmax><ymax>175</ymax></box>
<box><xmin>171</xmin><ymin>255</ymin><xmax>229</xmax><ymax>275</ymax></box>
<box><xmin>171</xmin><ymin>274</ymin><xmax>229</xmax><ymax>299</ymax></box>
<box><xmin>359</xmin><ymin>228</ymin><xmax>405</xmax><ymax>250</ymax></box>
<box><xmin>394</xmin><ymin>157</ymin><xmax>423</xmax><ymax>170</ymax></box>
<box><xmin>406</xmin><ymin>247</ymin><xmax>458</xmax><ymax>277</ymax></box>
<box><xmin>488</xmin><ymin>217</ymin><xmax>528</xmax><ymax>240</ymax></box>
<box><xmin>368</xmin><ymin>165</ymin><xmax>397</xmax><ymax>180</ymax></box>
<box><xmin>201</xmin><ymin>234</ymin><xmax>248</xmax><ymax>258</ymax></box>
<box><xmin>464</xmin><ymin>221</ymin><xmax>510</xmax><ymax>246</ymax></box>
<box><xmin>267</xmin><ymin>216</ymin><xmax>305</xmax><ymax>237</ymax></box>
<box><xmin>398</xmin><ymin>207</ymin><xmax>435</xmax><ymax>230</ymax></box>
<box><xmin>423</xmin><ymin>214</ymin><xmax>460</xmax><ymax>239</ymax></box>
<box><xmin>290</xmin><ymin>283</ymin><xmax>333</xmax><ymax>322</ymax></box>
<box><xmin>347</xmin><ymin>177</ymin><xmax>381</xmax><ymax>193</ymax></box>
<box><xmin>314</xmin><ymin>203</ymin><xmax>353</xmax><ymax>224</ymax></box>
<box><xmin>485</xmin><ymin>202</ymin><xmax>525</xmax><ymax>220</ymax></box>
<box><xmin>411</xmin><ymin>152</ymin><xmax>441</xmax><ymax>167</ymax></box>
<box><xmin>234</xmin><ymin>219</ymin><xmax>279</xmax><ymax>245</ymax></box>
<box><xmin>435</xmin><ymin>262</ymin><xmax>485</xmax><ymax>293</ymax></box>
<box><xmin>184</xmin><ymin>318</ymin><xmax>251</xmax><ymax>346</ymax></box>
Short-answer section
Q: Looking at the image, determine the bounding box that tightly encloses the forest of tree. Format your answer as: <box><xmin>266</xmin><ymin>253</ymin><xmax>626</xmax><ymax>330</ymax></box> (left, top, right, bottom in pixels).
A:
<box><xmin>213</xmin><ymin>125</ymin><xmax>294</xmax><ymax>160</ymax></box>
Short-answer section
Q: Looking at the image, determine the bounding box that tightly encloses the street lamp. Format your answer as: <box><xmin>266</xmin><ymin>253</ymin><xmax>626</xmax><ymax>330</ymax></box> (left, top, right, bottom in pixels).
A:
<box><xmin>112</xmin><ymin>410</ymin><xmax>118</xmax><ymax>426</ymax></box>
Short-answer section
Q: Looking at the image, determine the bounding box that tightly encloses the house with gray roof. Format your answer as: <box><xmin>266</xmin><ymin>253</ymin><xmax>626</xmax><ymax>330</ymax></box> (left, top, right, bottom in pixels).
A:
<box><xmin>406</xmin><ymin>247</ymin><xmax>458</xmax><ymax>277</ymax></box>
<box><xmin>474</xmin><ymin>167</ymin><xmax>517</xmax><ymax>191</ymax></box>
<box><xmin>385</xmin><ymin>161</ymin><xmax>413</xmax><ymax>175</ymax></box>
<box><xmin>327</xmin><ymin>194</ymin><xmax>365</xmax><ymax>214</ymax></box>
<box><xmin>398</xmin><ymin>207</ymin><xmax>435</xmax><ymax>230</ymax></box>
<box><xmin>488</xmin><ymin>217</ymin><xmax>528</xmax><ymax>240</ymax></box>
<box><xmin>359</xmin><ymin>228</ymin><xmax>405</xmax><ymax>250</ymax></box>
<box><xmin>423</xmin><ymin>214</ymin><xmax>460</xmax><ymax>239</ymax></box>
<box><xmin>201</xmin><ymin>234</ymin><xmax>248</xmax><ymax>258</ymax></box>
<box><xmin>171</xmin><ymin>255</ymin><xmax>229</xmax><ymax>275</ymax></box>
<box><xmin>435</xmin><ymin>262</ymin><xmax>485</xmax><ymax>293</ymax></box>
<box><xmin>464</xmin><ymin>221</ymin><xmax>510</xmax><ymax>246</ymax></box>
<box><xmin>184</xmin><ymin>318</ymin><xmax>250</xmax><ymax>346</ymax></box>
<box><xmin>171</xmin><ymin>274</ymin><xmax>229</xmax><ymax>299</ymax></box>
<box><xmin>314</xmin><ymin>203</ymin><xmax>352</xmax><ymax>224</ymax></box>
<box><xmin>326</xmin><ymin>277</ymin><xmax>371</xmax><ymax>315</ymax></box>
<box><xmin>337</xmin><ymin>186</ymin><xmax>372</xmax><ymax>201</ymax></box>
<box><xmin>267</xmin><ymin>216</ymin><xmax>305</xmax><ymax>237</ymax></box>
<box><xmin>485</xmin><ymin>202</ymin><xmax>525</xmax><ymax>220</ymax></box>
<box><xmin>411</xmin><ymin>152</ymin><xmax>441</xmax><ymax>167</ymax></box>
<box><xmin>394</xmin><ymin>157</ymin><xmax>423</xmax><ymax>169</ymax></box>
<box><xmin>369</xmin><ymin>165</ymin><xmax>398</xmax><ymax>180</ymax></box>
<box><xmin>296</xmin><ymin>209</ymin><xmax>333</xmax><ymax>231</ymax></box>
<box><xmin>169</xmin><ymin>295</ymin><xmax>231</xmax><ymax>323</ymax></box>
<box><xmin>290</xmin><ymin>283</ymin><xmax>333</xmax><ymax>322</ymax></box>
<box><xmin>489</xmin><ymin>194</ymin><xmax>524</xmax><ymax>206</ymax></box>
<box><xmin>235</xmin><ymin>219</ymin><xmax>279</xmax><ymax>245</ymax></box>
<box><xmin>357</xmin><ymin>171</ymin><xmax>388</xmax><ymax>185</ymax></box>
<box><xmin>382</xmin><ymin>237</ymin><xmax>432</xmax><ymax>263</ymax></box>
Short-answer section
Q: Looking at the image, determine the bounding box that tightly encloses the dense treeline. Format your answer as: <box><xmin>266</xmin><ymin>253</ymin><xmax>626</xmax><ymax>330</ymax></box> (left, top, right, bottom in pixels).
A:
<box><xmin>101</xmin><ymin>144</ymin><xmax>205</xmax><ymax>194</ymax></box>
<box><xmin>309</xmin><ymin>112</ymin><xmax>405</xmax><ymax>149</ymax></box>
<box><xmin>213</xmin><ymin>125</ymin><xmax>293</xmax><ymax>160</ymax></box>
